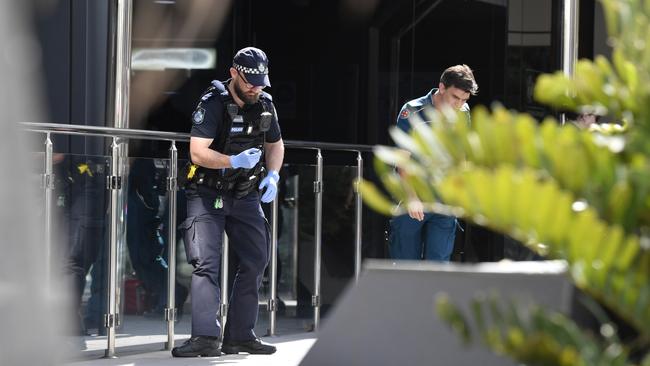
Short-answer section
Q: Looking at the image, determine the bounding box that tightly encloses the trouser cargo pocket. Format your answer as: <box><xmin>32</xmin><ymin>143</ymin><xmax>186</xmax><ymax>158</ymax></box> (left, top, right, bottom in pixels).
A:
<box><xmin>179</xmin><ymin>216</ymin><xmax>200</xmax><ymax>265</ymax></box>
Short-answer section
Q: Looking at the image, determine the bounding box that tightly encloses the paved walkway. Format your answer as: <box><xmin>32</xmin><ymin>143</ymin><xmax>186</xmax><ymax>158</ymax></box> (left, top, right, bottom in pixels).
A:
<box><xmin>66</xmin><ymin>333</ymin><xmax>316</xmax><ymax>366</ymax></box>
<box><xmin>64</xmin><ymin>310</ymin><xmax>318</xmax><ymax>365</ymax></box>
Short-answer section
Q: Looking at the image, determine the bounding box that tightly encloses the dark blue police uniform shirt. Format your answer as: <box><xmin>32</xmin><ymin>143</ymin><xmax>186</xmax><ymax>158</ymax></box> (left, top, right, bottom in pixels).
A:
<box><xmin>396</xmin><ymin>88</ymin><xmax>470</xmax><ymax>133</ymax></box>
<box><xmin>191</xmin><ymin>82</ymin><xmax>282</xmax><ymax>144</ymax></box>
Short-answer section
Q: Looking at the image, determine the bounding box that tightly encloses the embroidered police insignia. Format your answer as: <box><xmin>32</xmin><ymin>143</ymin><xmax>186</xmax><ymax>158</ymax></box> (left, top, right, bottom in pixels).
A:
<box><xmin>400</xmin><ymin>109</ymin><xmax>410</xmax><ymax>119</ymax></box>
<box><xmin>258</xmin><ymin>63</ymin><xmax>266</xmax><ymax>73</ymax></box>
<box><xmin>192</xmin><ymin>107</ymin><xmax>206</xmax><ymax>125</ymax></box>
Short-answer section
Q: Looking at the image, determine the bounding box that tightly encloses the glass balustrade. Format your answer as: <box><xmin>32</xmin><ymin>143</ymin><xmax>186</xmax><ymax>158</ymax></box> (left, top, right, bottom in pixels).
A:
<box><xmin>25</xmin><ymin>127</ymin><xmax>371</xmax><ymax>358</ymax></box>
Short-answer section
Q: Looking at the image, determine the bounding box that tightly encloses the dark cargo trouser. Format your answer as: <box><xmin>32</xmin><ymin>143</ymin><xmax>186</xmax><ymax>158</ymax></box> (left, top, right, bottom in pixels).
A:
<box><xmin>181</xmin><ymin>186</ymin><xmax>270</xmax><ymax>340</ymax></box>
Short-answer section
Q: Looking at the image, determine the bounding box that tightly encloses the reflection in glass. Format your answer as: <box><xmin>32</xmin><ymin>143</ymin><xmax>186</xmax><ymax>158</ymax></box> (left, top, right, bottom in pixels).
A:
<box><xmin>53</xmin><ymin>154</ymin><xmax>111</xmax><ymax>340</ymax></box>
<box><xmin>132</xmin><ymin>48</ymin><xmax>216</xmax><ymax>70</ymax></box>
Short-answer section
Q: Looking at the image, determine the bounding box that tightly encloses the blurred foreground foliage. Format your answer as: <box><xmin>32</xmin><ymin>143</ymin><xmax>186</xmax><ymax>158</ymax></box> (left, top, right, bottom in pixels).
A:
<box><xmin>360</xmin><ymin>0</ymin><xmax>650</xmax><ymax>364</ymax></box>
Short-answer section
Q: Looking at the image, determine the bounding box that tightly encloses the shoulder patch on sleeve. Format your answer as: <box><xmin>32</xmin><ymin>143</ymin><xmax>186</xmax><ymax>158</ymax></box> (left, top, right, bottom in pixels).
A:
<box><xmin>400</xmin><ymin>108</ymin><xmax>410</xmax><ymax>119</ymax></box>
<box><xmin>192</xmin><ymin>107</ymin><xmax>206</xmax><ymax>125</ymax></box>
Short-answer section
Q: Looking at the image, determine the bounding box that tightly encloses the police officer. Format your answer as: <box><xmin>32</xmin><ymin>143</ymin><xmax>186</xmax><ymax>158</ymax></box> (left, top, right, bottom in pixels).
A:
<box><xmin>172</xmin><ymin>47</ymin><xmax>284</xmax><ymax>357</ymax></box>
<box><xmin>389</xmin><ymin>64</ymin><xmax>478</xmax><ymax>261</ymax></box>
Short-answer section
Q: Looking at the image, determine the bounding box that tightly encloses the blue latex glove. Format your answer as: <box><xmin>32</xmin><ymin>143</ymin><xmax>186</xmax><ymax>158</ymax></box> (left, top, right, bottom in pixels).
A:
<box><xmin>259</xmin><ymin>170</ymin><xmax>280</xmax><ymax>203</ymax></box>
<box><xmin>230</xmin><ymin>148</ymin><xmax>261</xmax><ymax>169</ymax></box>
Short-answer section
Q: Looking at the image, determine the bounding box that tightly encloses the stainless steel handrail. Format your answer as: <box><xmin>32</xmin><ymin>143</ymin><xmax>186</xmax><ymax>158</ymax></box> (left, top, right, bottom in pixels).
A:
<box><xmin>20</xmin><ymin>122</ymin><xmax>374</xmax><ymax>152</ymax></box>
<box><xmin>284</xmin><ymin>140</ymin><xmax>373</xmax><ymax>152</ymax></box>
<box><xmin>21</xmin><ymin>122</ymin><xmax>190</xmax><ymax>142</ymax></box>
<box><xmin>21</xmin><ymin>121</ymin><xmax>370</xmax><ymax>349</ymax></box>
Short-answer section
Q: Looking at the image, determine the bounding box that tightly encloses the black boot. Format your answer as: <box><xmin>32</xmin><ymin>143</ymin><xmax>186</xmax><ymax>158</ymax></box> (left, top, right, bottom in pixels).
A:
<box><xmin>171</xmin><ymin>336</ymin><xmax>221</xmax><ymax>357</ymax></box>
<box><xmin>221</xmin><ymin>338</ymin><xmax>276</xmax><ymax>355</ymax></box>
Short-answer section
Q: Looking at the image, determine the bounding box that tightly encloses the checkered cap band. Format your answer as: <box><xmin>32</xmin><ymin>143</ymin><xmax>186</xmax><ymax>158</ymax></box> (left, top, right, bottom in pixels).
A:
<box><xmin>234</xmin><ymin>63</ymin><xmax>268</xmax><ymax>75</ymax></box>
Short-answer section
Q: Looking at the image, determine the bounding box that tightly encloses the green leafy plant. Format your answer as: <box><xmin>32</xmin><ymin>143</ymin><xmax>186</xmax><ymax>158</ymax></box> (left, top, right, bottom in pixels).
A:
<box><xmin>360</xmin><ymin>0</ymin><xmax>650</xmax><ymax>364</ymax></box>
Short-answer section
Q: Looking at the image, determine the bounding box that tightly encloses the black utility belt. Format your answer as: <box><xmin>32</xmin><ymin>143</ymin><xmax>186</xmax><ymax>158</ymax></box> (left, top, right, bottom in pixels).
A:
<box><xmin>194</xmin><ymin>174</ymin><xmax>237</xmax><ymax>192</ymax></box>
<box><xmin>192</xmin><ymin>173</ymin><xmax>259</xmax><ymax>198</ymax></box>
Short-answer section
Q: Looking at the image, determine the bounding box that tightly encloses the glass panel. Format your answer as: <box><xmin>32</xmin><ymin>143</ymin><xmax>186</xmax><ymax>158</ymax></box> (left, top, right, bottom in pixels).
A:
<box><xmin>117</xmin><ymin>154</ymin><xmax>194</xmax><ymax>350</ymax></box>
<box><xmin>46</xmin><ymin>153</ymin><xmax>180</xmax><ymax>355</ymax></box>
<box><xmin>278</xmin><ymin>171</ymin><xmax>300</xmax><ymax>302</ymax></box>
<box><xmin>256</xmin><ymin>163</ymin><xmax>358</xmax><ymax>332</ymax></box>
<box><xmin>505</xmin><ymin>0</ymin><xmax>556</xmax><ymax>116</ymax></box>
<box><xmin>258</xmin><ymin>165</ymin><xmax>305</xmax><ymax>332</ymax></box>
<box><xmin>46</xmin><ymin>153</ymin><xmax>113</xmax><ymax>354</ymax></box>
<box><xmin>114</xmin><ymin>156</ymin><xmax>186</xmax><ymax>351</ymax></box>
<box><xmin>173</xmin><ymin>158</ymin><xmax>193</xmax><ymax>337</ymax></box>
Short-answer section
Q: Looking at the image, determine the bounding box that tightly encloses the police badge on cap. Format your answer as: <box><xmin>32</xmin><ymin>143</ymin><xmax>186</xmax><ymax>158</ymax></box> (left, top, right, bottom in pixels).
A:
<box><xmin>233</xmin><ymin>47</ymin><xmax>271</xmax><ymax>87</ymax></box>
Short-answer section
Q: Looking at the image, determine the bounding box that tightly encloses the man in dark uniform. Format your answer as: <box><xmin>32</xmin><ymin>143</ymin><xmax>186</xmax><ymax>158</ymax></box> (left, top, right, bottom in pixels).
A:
<box><xmin>389</xmin><ymin>64</ymin><xmax>478</xmax><ymax>261</ymax></box>
<box><xmin>172</xmin><ymin>47</ymin><xmax>284</xmax><ymax>357</ymax></box>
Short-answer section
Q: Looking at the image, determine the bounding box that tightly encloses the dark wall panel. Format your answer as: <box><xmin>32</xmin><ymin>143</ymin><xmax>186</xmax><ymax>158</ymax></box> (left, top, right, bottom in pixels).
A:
<box><xmin>33</xmin><ymin>0</ymin><xmax>71</xmax><ymax>127</ymax></box>
<box><xmin>33</xmin><ymin>0</ymin><xmax>110</xmax><ymax>155</ymax></box>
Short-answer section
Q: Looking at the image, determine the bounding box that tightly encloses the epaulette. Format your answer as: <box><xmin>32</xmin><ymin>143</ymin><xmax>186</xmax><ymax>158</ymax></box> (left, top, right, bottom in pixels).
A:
<box><xmin>399</xmin><ymin>99</ymin><xmax>425</xmax><ymax>119</ymax></box>
<box><xmin>405</xmin><ymin>99</ymin><xmax>426</xmax><ymax>113</ymax></box>
<box><xmin>260</xmin><ymin>90</ymin><xmax>273</xmax><ymax>102</ymax></box>
<box><xmin>210</xmin><ymin>80</ymin><xmax>231</xmax><ymax>100</ymax></box>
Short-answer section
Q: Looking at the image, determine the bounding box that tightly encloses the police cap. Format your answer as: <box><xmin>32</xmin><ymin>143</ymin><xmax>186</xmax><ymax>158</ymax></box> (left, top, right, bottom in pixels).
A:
<box><xmin>233</xmin><ymin>47</ymin><xmax>271</xmax><ymax>87</ymax></box>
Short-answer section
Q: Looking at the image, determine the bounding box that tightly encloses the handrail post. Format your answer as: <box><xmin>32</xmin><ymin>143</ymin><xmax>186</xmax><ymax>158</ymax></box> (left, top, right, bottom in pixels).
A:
<box><xmin>105</xmin><ymin>137</ymin><xmax>122</xmax><ymax>358</ymax></box>
<box><xmin>220</xmin><ymin>233</ymin><xmax>229</xmax><ymax>340</ymax></box>
<box><xmin>165</xmin><ymin>141</ymin><xmax>178</xmax><ymax>350</ymax></box>
<box><xmin>291</xmin><ymin>176</ymin><xmax>299</xmax><ymax>301</ymax></box>
<box><xmin>312</xmin><ymin>149</ymin><xmax>323</xmax><ymax>331</ymax></box>
<box><xmin>560</xmin><ymin>0</ymin><xmax>579</xmax><ymax>124</ymax></box>
<box><xmin>354</xmin><ymin>152</ymin><xmax>363</xmax><ymax>282</ymax></box>
<box><xmin>43</xmin><ymin>133</ymin><xmax>54</xmax><ymax>286</ymax></box>
<box><xmin>267</xmin><ymin>198</ymin><xmax>279</xmax><ymax>336</ymax></box>
<box><xmin>562</xmin><ymin>0</ymin><xmax>579</xmax><ymax>77</ymax></box>
<box><xmin>104</xmin><ymin>0</ymin><xmax>132</xmax><ymax>357</ymax></box>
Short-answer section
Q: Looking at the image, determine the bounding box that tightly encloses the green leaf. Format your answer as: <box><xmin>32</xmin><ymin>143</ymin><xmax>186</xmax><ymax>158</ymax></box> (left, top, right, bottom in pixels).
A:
<box><xmin>435</xmin><ymin>293</ymin><xmax>471</xmax><ymax>344</ymax></box>
<box><xmin>437</xmin><ymin>296</ymin><xmax>634</xmax><ymax>366</ymax></box>
<box><xmin>358</xmin><ymin>179</ymin><xmax>395</xmax><ymax>216</ymax></box>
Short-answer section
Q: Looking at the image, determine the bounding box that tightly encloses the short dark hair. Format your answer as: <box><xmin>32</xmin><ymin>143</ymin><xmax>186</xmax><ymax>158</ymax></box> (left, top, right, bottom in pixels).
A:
<box><xmin>440</xmin><ymin>64</ymin><xmax>478</xmax><ymax>95</ymax></box>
